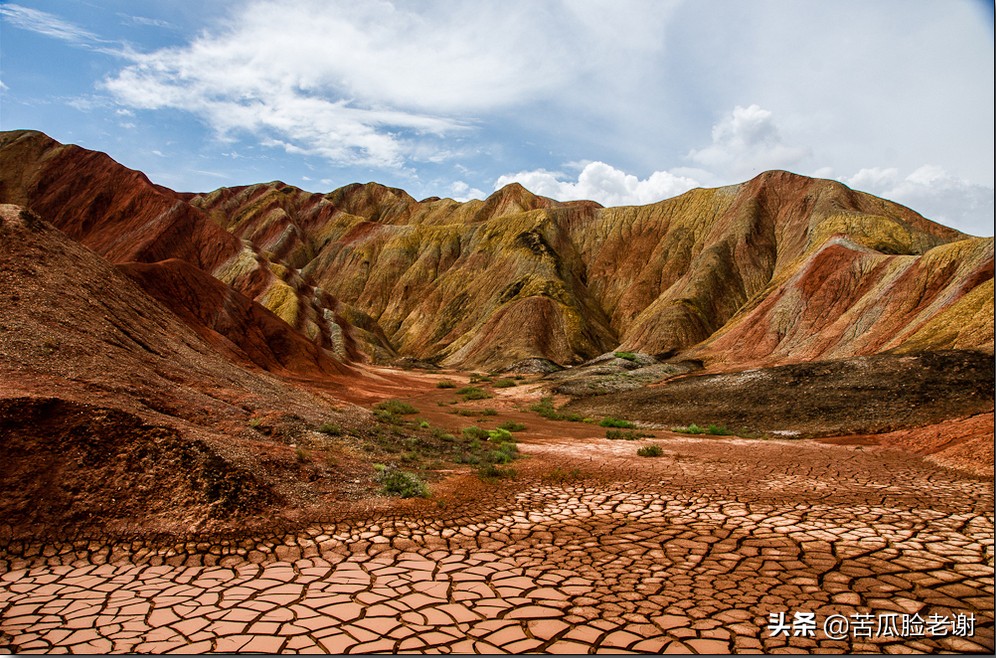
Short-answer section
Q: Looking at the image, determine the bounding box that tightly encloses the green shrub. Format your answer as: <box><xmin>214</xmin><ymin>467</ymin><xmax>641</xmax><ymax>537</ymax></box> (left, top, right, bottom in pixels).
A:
<box><xmin>530</xmin><ymin>397</ymin><xmax>558</xmax><ymax>419</ymax></box>
<box><xmin>487</xmin><ymin>427</ymin><xmax>514</xmax><ymax>443</ymax></box>
<box><xmin>317</xmin><ymin>422</ymin><xmax>342</xmax><ymax>436</ymax></box>
<box><xmin>376</xmin><ymin>400</ymin><xmax>419</xmax><ymax>415</ymax></box>
<box><xmin>479</xmin><ymin>408</ymin><xmax>498</xmax><ymax>416</ymax></box>
<box><xmin>599</xmin><ymin>417</ymin><xmax>635</xmax><ymax>428</ymax></box>
<box><xmin>673</xmin><ymin>423</ymin><xmax>733</xmax><ymax>436</ymax></box>
<box><xmin>637</xmin><ymin>444</ymin><xmax>664</xmax><ymax>457</ymax></box>
<box><xmin>494</xmin><ymin>379</ymin><xmax>517</xmax><ymax>388</ymax></box>
<box><xmin>498</xmin><ymin>420</ymin><xmax>526</xmax><ymax>432</ymax></box>
<box><xmin>436</xmin><ymin>380</ymin><xmax>457</xmax><ymax>389</ymax></box>
<box><xmin>376</xmin><ymin>466</ymin><xmax>428</xmax><ymax>498</ymax></box>
<box><xmin>462</xmin><ymin>426</ymin><xmax>490</xmax><ymax>440</ymax></box>
<box><xmin>457</xmin><ymin>387</ymin><xmax>491</xmax><ymax>400</ymax></box>
<box><xmin>530</xmin><ymin>397</ymin><xmax>584</xmax><ymax>422</ymax></box>
<box><xmin>614</xmin><ymin>351</ymin><xmax>637</xmax><ymax>361</ymax></box>
<box><xmin>476</xmin><ymin>463</ymin><xmax>516</xmax><ymax>479</ymax></box>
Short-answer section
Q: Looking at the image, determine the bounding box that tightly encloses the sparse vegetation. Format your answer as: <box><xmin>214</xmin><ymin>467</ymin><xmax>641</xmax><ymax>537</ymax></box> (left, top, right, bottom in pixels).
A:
<box><xmin>457</xmin><ymin>386</ymin><xmax>491</xmax><ymax>401</ymax></box>
<box><xmin>530</xmin><ymin>396</ymin><xmax>584</xmax><ymax>422</ymax></box>
<box><xmin>294</xmin><ymin>445</ymin><xmax>311</xmax><ymax>462</ymax></box>
<box><xmin>498</xmin><ymin>420</ymin><xmax>526</xmax><ymax>432</ymax></box>
<box><xmin>453</xmin><ymin>425</ymin><xmax>522</xmax><ymax>478</ymax></box>
<box><xmin>673</xmin><ymin>423</ymin><xmax>733</xmax><ymax>436</ymax></box>
<box><xmin>637</xmin><ymin>444</ymin><xmax>664</xmax><ymax>457</ymax></box>
<box><xmin>461</xmin><ymin>426</ymin><xmax>490</xmax><ymax>441</ymax></box>
<box><xmin>605</xmin><ymin>429</ymin><xmax>639</xmax><ymax>440</ymax></box>
<box><xmin>316</xmin><ymin>422</ymin><xmax>342</xmax><ymax>436</ymax></box>
<box><xmin>476</xmin><ymin>463</ymin><xmax>516</xmax><ymax>479</ymax></box>
<box><xmin>599</xmin><ymin>416</ymin><xmax>635</xmax><ymax>429</ymax></box>
<box><xmin>376</xmin><ymin>400</ymin><xmax>419</xmax><ymax>415</ymax></box>
<box><xmin>494</xmin><ymin>378</ymin><xmax>517</xmax><ymax>388</ymax></box>
<box><xmin>541</xmin><ymin>467</ymin><xmax>583</xmax><ymax>484</ymax></box>
<box><xmin>614</xmin><ymin>351</ymin><xmax>638</xmax><ymax>361</ymax></box>
<box><xmin>374</xmin><ymin>464</ymin><xmax>428</xmax><ymax>498</ymax></box>
<box><xmin>436</xmin><ymin>380</ymin><xmax>457</xmax><ymax>389</ymax></box>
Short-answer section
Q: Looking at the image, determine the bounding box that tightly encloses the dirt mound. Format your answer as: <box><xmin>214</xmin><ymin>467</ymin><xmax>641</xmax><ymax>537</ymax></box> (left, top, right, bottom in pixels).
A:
<box><xmin>0</xmin><ymin>397</ymin><xmax>276</xmax><ymax>539</ymax></box>
<box><xmin>561</xmin><ymin>350</ymin><xmax>995</xmax><ymax>438</ymax></box>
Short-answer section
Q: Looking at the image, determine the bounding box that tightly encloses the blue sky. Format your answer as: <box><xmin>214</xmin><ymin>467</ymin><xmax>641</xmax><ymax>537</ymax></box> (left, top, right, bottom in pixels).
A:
<box><xmin>1</xmin><ymin>0</ymin><xmax>993</xmax><ymax>236</ymax></box>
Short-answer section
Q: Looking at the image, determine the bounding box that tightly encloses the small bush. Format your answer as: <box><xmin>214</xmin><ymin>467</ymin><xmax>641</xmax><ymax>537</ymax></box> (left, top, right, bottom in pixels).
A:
<box><xmin>436</xmin><ymin>380</ymin><xmax>457</xmax><ymax>389</ymax></box>
<box><xmin>479</xmin><ymin>408</ymin><xmax>498</xmax><ymax>416</ymax></box>
<box><xmin>457</xmin><ymin>387</ymin><xmax>491</xmax><ymax>401</ymax></box>
<box><xmin>462</xmin><ymin>426</ymin><xmax>490</xmax><ymax>440</ymax></box>
<box><xmin>637</xmin><ymin>444</ymin><xmax>664</xmax><ymax>457</ymax></box>
<box><xmin>494</xmin><ymin>379</ymin><xmax>517</xmax><ymax>388</ymax></box>
<box><xmin>606</xmin><ymin>429</ymin><xmax>640</xmax><ymax>440</ymax></box>
<box><xmin>316</xmin><ymin>422</ymin><xmax>342</xmax><ymax>436</ymax></box>
<box><xmin>376</xmin><ymin>400</ymin><xmax>419</xmax><ymax>415</ymax></box>
<box><xmin>470</xmin><ymin>373</ymin><xmax>492</xmax><ymax>384</ymax></box>
<box><xmin>530</xmin><ymin>397</ymin><xmax>558</xmax><ymax>419</ymax></box>
<box><xmin>600</xmin><ymin>417</ymin><xmax>635</xmax><ymax>429</ymax></box>
<box><xmin>541</xmin><ymin>467</ymin><xmax>582</xmax><ymax>484</ymax></box>
<box><xmin>376</xmin><ymin>466</ymin><xmax>428</xmax><ymax>498</ymax></box>
<box><xmin>673</xmin><ymin>423</ymin><xmax>733</xmax><ymax>436</ymax></box>
<box><xmin>476</xmin><ymin>463</ymin><xmax>516</xmax><ymax>479</ymax></box>
<box><xmin>294</xmin><ymin>445</ymin><xmax>311</xmax><ymax>462</ymax></box>
<box><xmin>530</xmin><ymin>397</ymin><xmax>584</xmax><ymax>422</ymax></box>
<box><xmin>418</xmin><ymin>419</ymin><xmax>430</xmax><ymax>428</ymax></box>
<box><xmin>498</xmin><ymin>420</ymin><xmax>526</xmax><ymax>432</ymax></box>
<box><xmin>614</xmin><ymin>351</ymin><xmax>638</xmax><ymax>361</ymax></box>
<box><xmin>487</xmin><ymin>427</ymin><xmax>514</xmax><ymax>442</ymax></box>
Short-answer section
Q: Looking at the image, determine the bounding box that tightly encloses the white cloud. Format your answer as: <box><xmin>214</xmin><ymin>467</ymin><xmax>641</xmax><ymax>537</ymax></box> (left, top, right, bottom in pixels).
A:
<box><xmin>495</xmin><ymin>162</ymin><xmax>700</xmax><ymax>207</ymax></box>
<box><xmin>494</xmin><ymin>105</ymin><xmax>802</xmax><ymax>207</ymax></box>
<box><xmin>0</xmin><ymin>4</ymin><xmax>102</xmax><ymax>46</ymax></box>
<box><xmin>99</xmin><ymin>0</ymin><xmax>605</xmax><ymax>168</ymax></box>
<box><xmin>97</xmin><ymin>0</ymin><xmax>683</xmax><ymax>170</ymax></box>
<box><xmin>449</xmin><ymin>181</ymin><xmax>485</xmax><ymax>202</ymax></box>
<box><xmin>843</xmin><ymin>166</ymin><xmax>994</xmax><ymax>236</ymax></box>
<box><xmin>688</xmin><ymin>105</ymin><xmax>810</xmax><ymax>180</ymax></box>
<box><xmin>495</xmin><ymin>105</ymin><xmax>994</xmax><ymax>237</ymax></box>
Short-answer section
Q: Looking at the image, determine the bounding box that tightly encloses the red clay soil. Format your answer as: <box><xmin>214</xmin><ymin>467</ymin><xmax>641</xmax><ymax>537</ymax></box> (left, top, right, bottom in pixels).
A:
<box><xmin>821</xmin><ymin>412</ymin><xmax>995</xmax><ymax>478</ymax></box>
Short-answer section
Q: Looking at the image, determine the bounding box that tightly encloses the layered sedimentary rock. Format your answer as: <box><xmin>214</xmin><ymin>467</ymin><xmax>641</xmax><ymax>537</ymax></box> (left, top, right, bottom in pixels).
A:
<box><xmin>1</xmin><ymin>129</ymin><xmax>991</xmax><ymax>372</ymax></box>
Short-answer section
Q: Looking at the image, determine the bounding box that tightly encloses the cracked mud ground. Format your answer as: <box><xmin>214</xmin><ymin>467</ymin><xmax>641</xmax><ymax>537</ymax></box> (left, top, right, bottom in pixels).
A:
<box><xmin>2</xmin><ymin>428</ymin><xmax>993</xmax><ymax>654</ymax></box>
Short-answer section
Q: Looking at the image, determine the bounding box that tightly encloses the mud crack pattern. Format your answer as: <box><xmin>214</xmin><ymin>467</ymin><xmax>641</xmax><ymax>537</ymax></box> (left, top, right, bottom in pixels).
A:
<box><xmin>1</xmin><ymin>438</ymin><xmax>994</xmax><ymax>654</ymax></box>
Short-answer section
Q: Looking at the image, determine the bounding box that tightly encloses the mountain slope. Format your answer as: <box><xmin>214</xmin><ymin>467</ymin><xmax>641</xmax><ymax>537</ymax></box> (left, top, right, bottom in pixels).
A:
<box><xmin>1</xmin><ymin>130</ymin><xmax>991</xmax><ymax>372</ymax></box>
<box><xmin>0</xmin><ymin>130</ymin><xmax>359</xmax><ymax>369</ymax></box>
<box><xmin>0</xmin><ymin>203</ymin><xmax>381</xmax><ymax>536</ymax></box>
<box><xmin>190</xmin><ymin>168</ymin><xmax>990</xmax><ymax>370</ymax></box>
